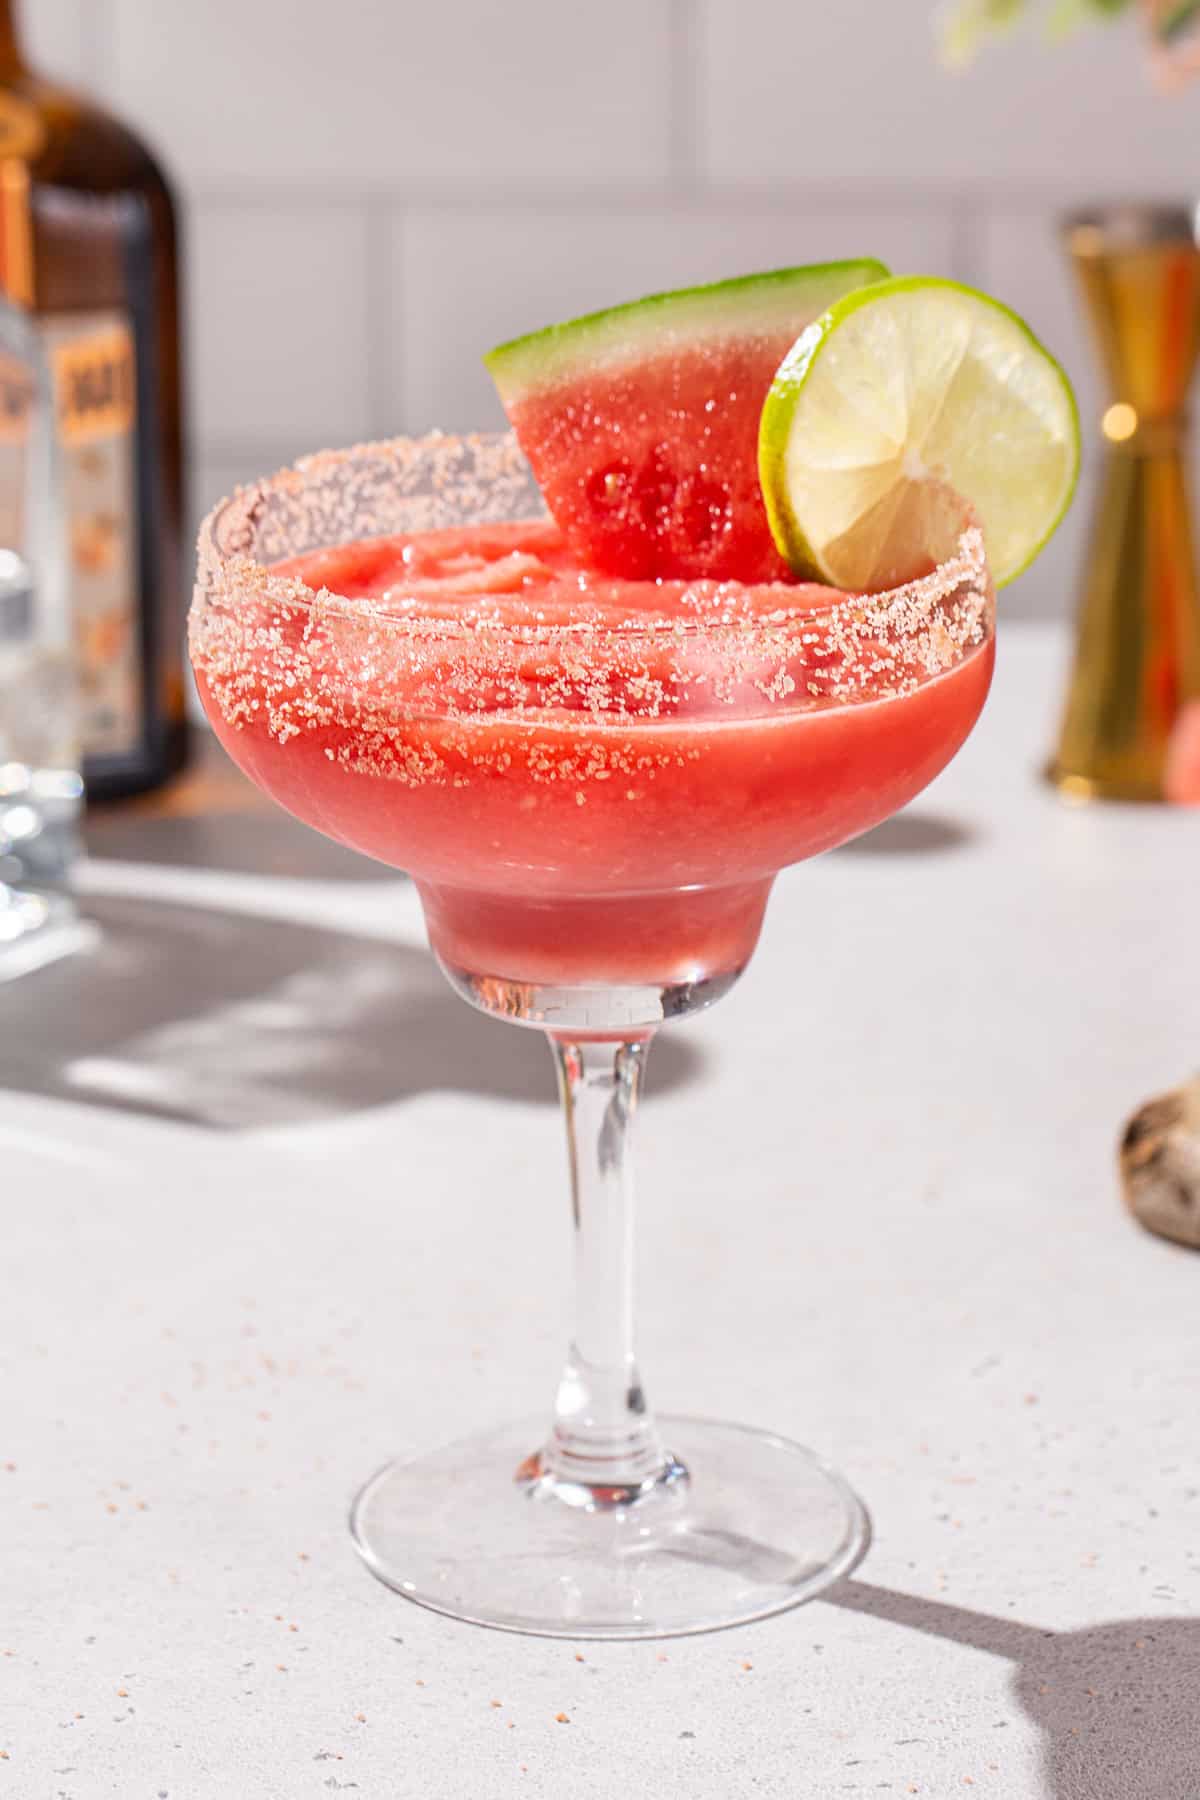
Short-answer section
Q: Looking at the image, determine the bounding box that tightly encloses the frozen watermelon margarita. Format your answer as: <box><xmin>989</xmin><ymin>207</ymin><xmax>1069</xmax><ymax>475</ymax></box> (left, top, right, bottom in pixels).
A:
<box><xmin>191</xmin><ymin>264</ymin><xmax>1078</xmax><ymax>1638</ymax></box>
<box><xmin>196</xmin><ymin>467</ymin><xmax>993</xmax><ymax>998</ymax></box>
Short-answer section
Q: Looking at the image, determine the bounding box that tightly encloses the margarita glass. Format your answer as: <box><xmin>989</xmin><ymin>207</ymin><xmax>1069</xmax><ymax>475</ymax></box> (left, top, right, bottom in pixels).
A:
<box><xmin>191</xmin><ymin>432</ymin><xmax>994</xmax><ymax>1638</ymax></box>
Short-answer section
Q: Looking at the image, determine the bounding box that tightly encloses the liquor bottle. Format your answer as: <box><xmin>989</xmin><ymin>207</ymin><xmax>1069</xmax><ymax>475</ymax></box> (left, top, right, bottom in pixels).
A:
<box><xmin>0</xmin><ymin>0</ymin><xmax>187</xmax><ymax>798</ymax></box>
<box><xmin>0</xmin><ymin>288</ymin><xmax>89</xmax><ymax>974</ymax></box>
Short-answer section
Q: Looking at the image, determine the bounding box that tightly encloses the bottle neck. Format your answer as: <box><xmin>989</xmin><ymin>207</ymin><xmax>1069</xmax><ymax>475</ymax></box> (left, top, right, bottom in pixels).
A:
<box><xmin>0</xmin><ymin>4</ymin><xmax>20</xmax><ymax>76</ymax></box>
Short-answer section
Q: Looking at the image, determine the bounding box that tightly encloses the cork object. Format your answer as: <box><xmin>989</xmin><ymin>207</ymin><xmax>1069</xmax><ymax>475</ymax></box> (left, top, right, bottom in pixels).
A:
<box><xmin>1120</xmin><ymin>1075</ymin><xmax>1200</xmax><ymax>1248</ymax></box>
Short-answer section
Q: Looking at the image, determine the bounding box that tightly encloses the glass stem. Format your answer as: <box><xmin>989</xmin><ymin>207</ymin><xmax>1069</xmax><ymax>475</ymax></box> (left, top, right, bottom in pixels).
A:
<box><xmin>543</xmin><ymin>1035</ymin><xmax>679</xmax><ymax>1500</ymax></box>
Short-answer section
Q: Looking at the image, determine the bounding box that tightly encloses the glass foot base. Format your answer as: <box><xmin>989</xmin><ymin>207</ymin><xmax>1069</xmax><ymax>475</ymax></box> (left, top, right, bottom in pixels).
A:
<box><xmin>349</xmin><ymin>1415</ymin><xmax>869</xmax><ymax>1639</ymax></box>
<box><xmin>438</xmin><ymin>958</ymin><xmax>745</xmax><ymax>1033</ymax></box>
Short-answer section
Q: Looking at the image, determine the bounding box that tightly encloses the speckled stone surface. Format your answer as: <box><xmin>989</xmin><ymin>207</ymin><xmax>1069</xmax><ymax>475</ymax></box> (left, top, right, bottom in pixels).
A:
<box><xmin>3</xmin><ymin>627</ymin><xmax>1198</xmax><ymax>1799</ymax></box>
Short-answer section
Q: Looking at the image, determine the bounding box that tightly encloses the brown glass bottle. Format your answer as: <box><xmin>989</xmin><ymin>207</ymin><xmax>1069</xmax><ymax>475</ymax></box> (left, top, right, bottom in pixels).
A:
<box><xmin>0</xmin><ymin>0</ymin><xmax>187</xmax><ymax>797</ymax></box>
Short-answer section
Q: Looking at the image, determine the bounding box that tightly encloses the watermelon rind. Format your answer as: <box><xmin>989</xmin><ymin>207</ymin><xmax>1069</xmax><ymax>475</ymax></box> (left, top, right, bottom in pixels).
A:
<box><xmin>485</xmin><ymin>260</ymin><xmax>892</xmax><ymax>402</ymax></box>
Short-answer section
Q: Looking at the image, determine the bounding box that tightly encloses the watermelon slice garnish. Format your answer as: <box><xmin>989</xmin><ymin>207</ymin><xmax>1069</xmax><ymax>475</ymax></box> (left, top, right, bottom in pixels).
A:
<box><xmin>485</xmin><ymin>261</ymin><xmax>889</xmax><ymax>582</ymax></box>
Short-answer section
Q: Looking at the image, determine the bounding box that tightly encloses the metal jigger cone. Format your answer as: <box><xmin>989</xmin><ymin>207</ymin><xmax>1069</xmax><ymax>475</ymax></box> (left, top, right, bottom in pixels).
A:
<box><xmin>1047</xmin><ymin>205</ymin><xmax>1200</xmax><ymax>802</ymax></box>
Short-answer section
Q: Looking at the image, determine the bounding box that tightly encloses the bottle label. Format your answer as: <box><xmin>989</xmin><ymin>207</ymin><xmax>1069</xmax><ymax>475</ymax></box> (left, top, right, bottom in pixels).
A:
<box><xmin>0</xmin><ymin>346</ymin><xmax>32</xmax><ymax>556</ymax></box>
<box><xmin>0</xmin><ymin>94</ymin><xmax>45</xmax><ymax>161</ymax></box>
<box><xmin>0</xmin><ymin>347</ymin><xmax>31</xmax><ymax>441</ymax></box>
<box><xmin>40</xmin><ymin>310</ymin><xmax>142</xmax><ymax>761</ymax></box>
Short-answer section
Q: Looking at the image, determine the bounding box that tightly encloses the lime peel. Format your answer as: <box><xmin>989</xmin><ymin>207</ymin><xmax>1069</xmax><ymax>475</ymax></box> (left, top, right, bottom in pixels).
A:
<box><xmin>758</xmin><ymin>275</ymin><xmax>1081</xmax><ymax>591</ymax></box>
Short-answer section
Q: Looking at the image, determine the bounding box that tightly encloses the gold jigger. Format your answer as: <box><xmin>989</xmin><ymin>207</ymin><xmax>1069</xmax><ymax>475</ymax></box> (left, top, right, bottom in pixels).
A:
<box><xmin>1047</xmin><ymin>204</ymin><xmax>1200</xmax><ymax>802</ymax></box>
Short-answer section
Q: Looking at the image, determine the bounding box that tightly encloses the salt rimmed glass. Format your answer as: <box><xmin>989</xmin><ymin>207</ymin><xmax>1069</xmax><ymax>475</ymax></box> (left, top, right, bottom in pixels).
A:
<box><xmin>191</xmin><ymin>432</ymin><xmax>994</xmax><ymax>1639</ymax></box>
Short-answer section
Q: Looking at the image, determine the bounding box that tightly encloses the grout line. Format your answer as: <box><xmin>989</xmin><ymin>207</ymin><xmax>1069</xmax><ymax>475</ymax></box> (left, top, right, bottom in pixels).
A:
<box><xmin>191</xmin><ymin>439</ymin><xmax>329</xmax><ymax>469</ymax></box>
<box><xmin>365</xmin><ymin>192</ymin><xmax>396</xmax><ymax>438</ymax></box>
<box><xmin>668</xmin><ymin>0</ymin><xmax>702</xmax><ymax>194</ymax></box>
<box><xmin>950</xmin><ymin>191</ymin><xmax>981</xmax><ymax>286</ymax></box>
<box><xmin>183</xmin><ymin>189</ymin><xmax>381</xmax><ymax>216</ymax></box>
<box><xmin>183</xmin><ymin>178</ymin><xmax>1098</xmax><ymax>215</ymax></box>
<box><xmin>186</xmin><ymin>182</ymin><xmax>672</xmax><ymax>213</ymax></box>
<box><xmin>81</xmin><ymin>0</ymin><xmax>116</xmax><ymax>85</ymax></box>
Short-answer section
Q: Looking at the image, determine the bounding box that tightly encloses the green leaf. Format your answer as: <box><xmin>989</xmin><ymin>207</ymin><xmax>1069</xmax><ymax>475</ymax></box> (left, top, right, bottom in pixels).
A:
<box><xmin>938</xmin><ymin>0</ymin><xmax>1030</xmax><ymax>64</ymax></box>
<box><xmin>938</xmin><ymin>0</ymin><xmax>1136</xmax><ymax>63</ymax></box>
<box><xmin>1046</xmin><ymin>0</ymin><xmax>1130</xmax><ymax>37</ymax></box>
<box><xmin>1046</xmin><ymin>0</ymin><xmax>1091</xmax><ymax>33</ymax></box>
<box><xmin>1156</xmin><ymin>0</ymin><xmax>1200</xmax><ymax>44</ymax></box>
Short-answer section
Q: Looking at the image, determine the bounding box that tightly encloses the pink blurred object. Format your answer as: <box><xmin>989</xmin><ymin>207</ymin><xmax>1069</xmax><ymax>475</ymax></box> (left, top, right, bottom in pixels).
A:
<box><xmin>1144</xmin><ymin>0</ymin><xmax>1200</xmax><ymax>88</ymax></box>
<box><xmin>1164</xmin><ymin>700</ymin><xmax>1200</xmax><ymax>803</ymax></box>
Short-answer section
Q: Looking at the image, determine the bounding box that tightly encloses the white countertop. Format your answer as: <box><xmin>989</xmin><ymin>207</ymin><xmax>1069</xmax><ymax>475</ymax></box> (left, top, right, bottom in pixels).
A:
<box><xmin>5</xmin><ymin>624</ymin><xmax>1199</xmax><ymax>1800</ymax></box>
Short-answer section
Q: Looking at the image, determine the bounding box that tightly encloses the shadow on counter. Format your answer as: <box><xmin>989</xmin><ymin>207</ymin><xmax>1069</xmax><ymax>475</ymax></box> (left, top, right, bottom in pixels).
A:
<box><xmin>85</xmin><ymin>804</ymin><xmax>397</xmax><ymax>883</ymax></box>
<box><xmin>828</xmin><ymin>1578</ymin><xmax>1200</xmax><ymax>1798</ymax></box>
<box><xmin>0</xmin><ymin>894</ymin><xmax>705</xmax><ymax>1129</ymax></box>
<box><xmin>84</xmin><ymin>726</ymin><xmax>394</xmax><ymax>882</ymax></box>
<box><xmin>833</xmin><ymin>811</ymin><xmax>980</xmax><ymax>858</ymax></box>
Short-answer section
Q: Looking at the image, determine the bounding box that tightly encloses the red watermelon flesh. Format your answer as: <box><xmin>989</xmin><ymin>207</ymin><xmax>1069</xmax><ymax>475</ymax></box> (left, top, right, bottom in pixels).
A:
<box><xmin>485</xmin><ymin>261</ymin><xmax>889</xmax><ymax>583</ymax></box>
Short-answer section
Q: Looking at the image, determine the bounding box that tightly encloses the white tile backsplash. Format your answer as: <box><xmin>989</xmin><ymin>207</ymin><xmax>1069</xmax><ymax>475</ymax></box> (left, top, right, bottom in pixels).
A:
<box><xmin>105</xmin><ymin>0</ymin><xmax>674</xmax><ymax>192</ymax></box>
<box><xmin>973</xmin><ymin>205</ymin><xmax>1102</xmax><ymax>434</ymax></box>
<box><xmin>20</xmin><ymin>0</ymin><xmax>90</xmax><ymax>87</ymax></box>
<box><xmin>970</xmin><ymin>205</ymin><xmax>1101</xmax><ymax>622</ymax></box>
<box><xmin>187</xmin><ymin>202</ymin><xmax>373</xmax><ymax>451</ymax></box>
<box><xmin>394</xmin><ymin>201</ymin><xmax>958</xmax><ymax>435</ymax></box>
<box><xmin>699</xmin><ymin>0</ymin><xmax>1197</xmax><ymax>197</ymax></box>
<box><xmin>32</xmin><ymin>0</ymin><xmax>1174</xmax><ymax>616</ymax></box>
<box><xmin>1005</xmin><ymin>466</ymin><xmax>1093</xmax><ymax>623</ymax></box>
<box><xmin>191</xmin><ymin>447</ymin><xmax>299</xmax><ymax>548</ymax></box>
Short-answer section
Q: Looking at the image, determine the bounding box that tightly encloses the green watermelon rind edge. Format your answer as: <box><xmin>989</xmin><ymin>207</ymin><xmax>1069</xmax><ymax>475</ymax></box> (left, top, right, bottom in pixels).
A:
<box><xmin>484</xmin><ymin>259</ymin><xmax>892</xmax><ymax>401</ymax></box>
